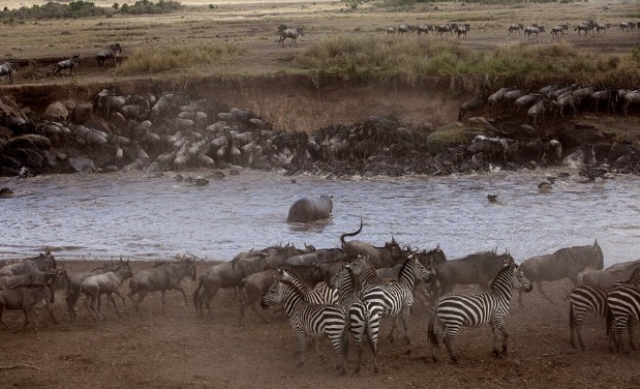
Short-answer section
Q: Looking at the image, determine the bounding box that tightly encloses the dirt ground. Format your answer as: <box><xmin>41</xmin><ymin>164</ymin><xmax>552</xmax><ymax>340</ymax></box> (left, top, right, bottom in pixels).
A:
<box><xmin>1</xmin><ymin>259</ymin><xmax>639</xmax><ymax>389</ymax></box>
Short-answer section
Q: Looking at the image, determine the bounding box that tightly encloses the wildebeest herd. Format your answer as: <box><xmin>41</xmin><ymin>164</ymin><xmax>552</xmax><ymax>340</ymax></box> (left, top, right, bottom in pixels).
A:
<box><xmin>458</xmin><ymin>83</ymin><xmax>640</xmax><ymax>123</ymax></box>
<box><xmin>0</xmin><ymin>43</ymin><xmax>121</xmax><ymax>84</ymax></box>
<box><xmin>2</xmin><ymin>215</ymin><xmax>640</xmax><ymax>374</ymax></box>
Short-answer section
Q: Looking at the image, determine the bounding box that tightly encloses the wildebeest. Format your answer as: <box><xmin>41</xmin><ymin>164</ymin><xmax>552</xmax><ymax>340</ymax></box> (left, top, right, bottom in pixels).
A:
<box><xmin>397</xmin><ymin>24</ymin><xmax>411</xmax><ymax>35</ymax></box>
<box><xmin>528</xmin><ymin>96</ymin><xmax>550</xmax><ymax>126</ymax></box>
<box><xmin>620</xmin><ymin>90</ymin><xmax>640</xmax><ymax>116</ymax></box>
<box><xmin>63</xmin><ymin>261</ymin><xmax>121</xmax><ymax>321</ymax></box>
<box><xmin>340</xmin><ymin>220</ymin><xmax>405</xmax><ymax>268</ymax></box>
<box><xmin>508</xmin><ymin>23</ymin><xmax>523</xmax><ymax>34</ymax></box>
<box><xmin>519</xmin><ymin>240</ymin><xmax>603</xmax><ymax>305</ymax></box>
<box><xmin>432</xmin><ymin>250</ymin><xmax>515</xmax><ymax>297</ymax></box>
<box><xmin>193</xmin><ymin>249</ymin><xmax>269</xmax><ymax>318</ymax></box>
<box><xmin>0</xmin><ymin>270</ymin><xmax>58</xmax><ymax>291</ymax></box>
<box><xmin>386</xmin><ymin>27</ymin><xmax>396</xmax><ymax>34</ymax></box>
<box><xmin>487</xmin><ymin>86</ymin><xmax>516</xmax><ymax>116</ymax></box>
<box><xmin>0</xmin><ymin>250</ymin><xmax>57</xmax><ymax>277</ymax></box>
<box><xmin>524</xmin><ymin>26</ymin><xmax>545</xmax><ymax>37</ymax></box>
<box><xmin>53</xmin><ymin>55</ymin><xmax>80</xmax><ymax>76</ymax></box>
<box><xmin>0</xmin><ymin>284</ymin><xmax>58</xmax><ymax>332</ymax></box>
<box><xmin>81</xmin><ymin>259</ymin><xmax>133</xmax><ymax>321</ymax></box>
<box><xmin>286</xmin><ymin>195</ymin><xmax>333</xmax><ymax>223</ymax></box>
<box><xmin>128</xmin><ymin>256</ymin><xmax>197</xmax><ymax>313</ymax></box>
<box><xmin>458</xmin><ymin>94</ymin><xmax>487</xmax><ymax>122</ymax></box>
<box><xmin>279</xmin><ymin>27</ymin><xmax>304</xmax><ymax>47</ymax></box>
<box><xmin>96</xmin><ymin>43</ymin><xmax>122</xmax><ymax>68</ymax></box>
<box><xmin>0</xmin><ymin>62</ymin><xmax>18</xmax><ymax>84</ymax></box>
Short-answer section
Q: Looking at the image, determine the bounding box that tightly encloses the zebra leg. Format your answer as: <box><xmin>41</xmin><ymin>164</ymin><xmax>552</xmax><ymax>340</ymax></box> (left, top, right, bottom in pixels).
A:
<box><xmin>493</xmin><ymin>320</ymin><xmax>509</xmax><ymax>357</ymax></box>
<box><xmin>443</xmin><ymin>331</ymin><xmax>459</xmax><ymax>363</ymax></box>
<box><xmin>160</xmin><ymin>290</ymin><xmax>167</xmax><ymax>314</ymax></box>
<box><xmin>295</xmin><ymin>330</ymin><xmax>307</xmax><ymax>367</ymax></box>
<box><xmin>427</xmin><ymin>317</ymin><xmax>441</xmax><ymax>363</ymax></box>
<box><xmin>401</xmin><ymin>305</ymin><xmax>412</xmax><ymax>347</ymax></box>
<box><xmin>366</xmin><ymin>308</ymin><xmax>381</xmax><ymax>373</ymax></box>
<box><xmin>329</xmin><ymin>332</ymin><xmax>347</xmax><ymax>375</ymax></box>
<box><xmin>628</xmin><ymin>319</ymin><xmax>635</xmax><ymax>351</ymax></box>
<box><xmin>388</xmin><ymin>315</ymin><xmax>399</xmax><ymax>343</ymax></box>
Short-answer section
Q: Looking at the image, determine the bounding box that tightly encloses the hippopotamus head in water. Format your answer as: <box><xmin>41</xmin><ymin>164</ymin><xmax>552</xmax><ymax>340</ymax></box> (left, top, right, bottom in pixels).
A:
<box><xmin>286</xmin><ymin>195</ymin><xmax>333</xmax><ymax>223</ymax></box>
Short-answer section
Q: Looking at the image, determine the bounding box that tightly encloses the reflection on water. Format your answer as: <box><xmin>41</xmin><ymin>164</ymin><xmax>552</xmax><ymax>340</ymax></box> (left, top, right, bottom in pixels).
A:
<box><xmin>1</xmin><ymin>169</ymin><xmax>639</xmax><ymax>266</ymax></box>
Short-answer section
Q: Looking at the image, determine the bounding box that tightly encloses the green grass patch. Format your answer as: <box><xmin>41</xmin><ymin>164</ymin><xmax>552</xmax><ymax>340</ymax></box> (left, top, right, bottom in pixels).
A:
<box><xmin>116</xmin><ymin>42</ymin><xmax>246</xmax><ymax>75</ymax></box>
<box><xmin>298</xmin><ymin>36</ymin><xmax>640</xmax><ymax>89</ymax></box>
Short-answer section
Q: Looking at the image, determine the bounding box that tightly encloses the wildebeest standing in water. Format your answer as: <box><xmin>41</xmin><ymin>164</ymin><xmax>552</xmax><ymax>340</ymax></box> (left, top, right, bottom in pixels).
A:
<box><xmin>0</xmin><ymin>62</ymin><xmax>18</xmax><ymax>84</ymax></box>
<box><xmin>286</xmin><ymin>195</ymin><xmax>333</xmax><ymax>223</ymax></box>
<box><xmin>96</xmin><ymin>43</ymin><xmax>122</xmax><ymax>68</ymax></box>
<box><xmin>53</xmin><ymin>55</ymin><xmax>80</xmax><ymax>76</ymax></box>
<box><xmin>519</xmin><ymin>239</ymin><xmax>604</xmax><ymax>305</ymax></box>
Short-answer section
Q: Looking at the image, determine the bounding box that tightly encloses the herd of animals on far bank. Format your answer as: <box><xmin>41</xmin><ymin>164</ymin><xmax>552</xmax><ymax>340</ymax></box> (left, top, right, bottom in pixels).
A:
<box><xmin>2</xmin><ymin>198</ymin><xmax>640</xmax><ymax>374</ymax></box>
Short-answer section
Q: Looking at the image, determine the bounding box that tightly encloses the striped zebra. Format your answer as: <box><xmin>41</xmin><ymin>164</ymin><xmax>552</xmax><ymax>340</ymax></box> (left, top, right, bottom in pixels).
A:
<box><xmin>349</xmin><ymin>254</ymin><xmax>432</xmax><ymax>348</ymax></box>
<box><xmin>261</xmin><ymin>278</ymin><xmax>348</xmax><ymax>374</ymax></box>
<box><xmin>331</xmin><ymin>265</ymin><xmax>379</xmax><ymax>373</ymax></box>
<box><xmin>605</xmin><ymin>265</ymin><xmax>640</xmax><ymax>352</ymax></box>
<box><xmin>428</xmin><ymin>263</ymin><xmax>532</xmax><ymax>363</ymax></box>
<box><xmin>569</xmin><ymin>284</ymin><xmax>610</xmax><ymax>350</ymax></box>
<box><xmin>568</xmin><ymin>267</ymin><xmax>640</xmax><ymax>350</ymax></box>
<box><xmin>277</xmin><ymin>268</ymin><xmax>338</xmax><ymax>304</ymax></box>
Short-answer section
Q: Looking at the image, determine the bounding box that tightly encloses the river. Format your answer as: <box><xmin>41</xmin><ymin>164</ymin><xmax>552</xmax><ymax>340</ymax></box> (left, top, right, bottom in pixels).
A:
<box><xmin>1</xmin><ymin>168</ymin><xmax>639</xmax><ymax>266</ymax></box>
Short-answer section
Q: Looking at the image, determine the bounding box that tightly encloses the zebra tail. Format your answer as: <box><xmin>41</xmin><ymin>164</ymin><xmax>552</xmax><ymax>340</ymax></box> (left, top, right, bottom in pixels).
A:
<box><xmin>427</xmin><ymin>316</ymin><xmax>439</xmax><ymax>347</ymax></box>
<box><xmin>342</xmin><ymin>322</ymin><xmax>350</xmax><ymax>360</ymax></box>
<box><xmin>569</xmin><ymin>301</ymin><xmax>575</xmax><ymax>329</ymax></box>
<box><xmin>605</xmin><ymin>305</ymin><xmax>613</xmax><ymax>336</ymax></box>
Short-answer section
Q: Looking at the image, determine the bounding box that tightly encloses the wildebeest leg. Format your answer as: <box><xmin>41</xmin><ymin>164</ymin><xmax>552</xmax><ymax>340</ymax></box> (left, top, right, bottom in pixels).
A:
<box><xmin>44</xmin><ymin>305</ymin><xmax>59</xmax><ymax>325</ymax></box>
<box><xmin>204</xmin><ymin>286</ymin><xmax>219</xmax><ymax>320</ymax></box>
<box><xmin>160</xmin><ymin>290</ymin><xmax>167</xmax><ymax>313</ymax></box>
<box><xmin>106</xmin><ymin>293</ymin><xmax>122</xmax><ymax>318</ymax></box>
<box><xmin>176</xmin><ymin>285</ymin><xmax>189</xmax><ymax>307</ymax></box>
<box><xmin>66</xmin><ymin>293</ymin><xmax>79</xmax><ymax>321</ymax></box>
<box><xmin>114</xmin><ymin>291</ymin><xmax>128</xmax><ymax>316</ymax></box>
<box><xmin>83</xmin><ymin>294</ymin><xmax>99</xmax><ymax>321</ymax></box>
<box><xmin>132</xmin><ymin>289</ymin><xmax>148</xmax><ymax>312</ymax></box>
<box><xmin>0</xmin><ymin>307</ymin><xmax>15</xmax><ymax>333</ymax></box>
<box><xmin>535</xmin><ymin>280</ymin><xmax>556</xmax><ymax>304</ymax></box>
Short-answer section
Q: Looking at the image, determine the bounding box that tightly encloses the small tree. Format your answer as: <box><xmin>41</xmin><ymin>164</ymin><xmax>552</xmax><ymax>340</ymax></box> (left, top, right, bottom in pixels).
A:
<box><xmin>113</xmin><ymin>3</ymin><xmax>119</xmax><ymax>9</ymax></box>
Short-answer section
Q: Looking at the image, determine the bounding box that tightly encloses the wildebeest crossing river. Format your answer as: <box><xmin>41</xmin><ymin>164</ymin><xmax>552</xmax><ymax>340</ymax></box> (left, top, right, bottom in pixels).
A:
<box><xmin>1</xmin><ymin>168</ymin><xmax>639</xmax><ymax>267</ymax></box>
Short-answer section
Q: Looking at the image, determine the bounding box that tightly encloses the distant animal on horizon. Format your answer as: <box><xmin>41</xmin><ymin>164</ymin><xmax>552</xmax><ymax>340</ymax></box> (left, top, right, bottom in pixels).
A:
<box><xmin>96</xmin><ymin>43</ymin><xmax>122</xmax><ymax>68</ymax></box>
<box><xmin>0</xmin><ymin>62</ymin><xmax>18</xmax><ymax>84</ymax></box>
<box><xmin>279</xmin><ymin>27</ymin><xmax>304</xmax><ymax>47</ymax></box>
<box><xmin>53</xmin><ymin>55</ymin><xmax>80</xmax><ymax>76</ymax></box>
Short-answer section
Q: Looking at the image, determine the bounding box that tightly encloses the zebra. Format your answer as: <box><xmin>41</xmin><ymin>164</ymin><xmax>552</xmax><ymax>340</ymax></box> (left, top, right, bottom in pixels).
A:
<box><xmin>606</xmin><ymin>286</ymin><xmax>640</xmax><ymax>353</ymax></box>
<box><xmin>330</xmin><ymin>265</ymin><xmax>379</xmax><ymax>373</ymax></box>
<box><xmin>428</xmin><ymin>263</ymin><xmax>532</xmax><ymax>363</ymax></box>
<box><xmin>348</xmin><ymin>254</ymin><xmax>432</xmax><ymax>348</ymax></box>
<box><xmin>569</xmin><ymin>265</ymin><xmax>640</xmax><ymax>350</ymax></box>
<box><xmin>605</xmin><ymin>265</ymin><xmax>640</xmax><ymax>352</ymax></box>
<box><xmin>568</xmin><ymin>284</ymin><xmax>610</xmax><ymax>350</ymax></box>
<box><xmin>260</xmin><ymin>277</ymin><xmax>348</xmax><ymax>374</ymax></box>
<box><xmin>277</xmin><ymin>268</ymin><xmax>337</xmax><ymax>304</ymax></box>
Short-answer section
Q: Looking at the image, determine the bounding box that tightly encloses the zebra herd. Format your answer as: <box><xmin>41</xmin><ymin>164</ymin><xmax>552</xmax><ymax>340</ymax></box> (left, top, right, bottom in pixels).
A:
<box><xmin>4</xmin><ymin>239</ymin><xmax>640</xmax><ymax>374</ymax></box>
<box><xmin>569</xmin><ymin>266</ymin><xmax>640</xmax><ymax>353</ymax></box>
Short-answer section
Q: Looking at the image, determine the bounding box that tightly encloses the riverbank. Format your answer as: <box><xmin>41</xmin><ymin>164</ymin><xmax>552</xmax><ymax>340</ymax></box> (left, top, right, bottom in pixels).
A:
<box><xmin>1</xmin><ymin>258</ymin><xmax>638</xmax><ymax>389</ymax></box>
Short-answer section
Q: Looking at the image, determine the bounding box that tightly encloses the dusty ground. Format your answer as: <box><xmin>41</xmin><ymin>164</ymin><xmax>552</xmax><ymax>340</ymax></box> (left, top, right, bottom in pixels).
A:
<box><xmin>1</xmin><ymin>259</ymin><xmax>639</xmax><ymax>389</ymax></box>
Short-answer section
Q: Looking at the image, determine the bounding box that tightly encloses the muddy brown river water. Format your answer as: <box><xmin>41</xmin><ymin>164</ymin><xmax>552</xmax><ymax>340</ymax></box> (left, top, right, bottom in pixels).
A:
<box><xmin>1</xmin><ymin>168</ymin><xmax>639</xmax><ymax>266</ymax></box>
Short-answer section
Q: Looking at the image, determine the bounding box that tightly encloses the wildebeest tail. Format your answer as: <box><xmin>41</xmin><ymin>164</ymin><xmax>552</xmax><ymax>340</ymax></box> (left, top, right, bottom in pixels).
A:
<box><xmin>340</xmin><ymin>218</ymin><xmax>363</xmax><ymax>246</ymax></box>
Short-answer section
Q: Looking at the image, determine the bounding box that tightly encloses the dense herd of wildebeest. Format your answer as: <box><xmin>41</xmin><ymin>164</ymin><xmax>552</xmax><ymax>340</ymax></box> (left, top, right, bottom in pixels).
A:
<box><xmin>1</xmin><ymin>218</ymin><xmax>640</xmax><ymax>373</ymax></box>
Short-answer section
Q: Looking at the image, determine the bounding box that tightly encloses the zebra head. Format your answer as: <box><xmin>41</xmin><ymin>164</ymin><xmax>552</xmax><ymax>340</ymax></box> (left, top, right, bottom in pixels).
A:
<box><xmin>512</xmin><ymin>265</ymin><xmax>532</xmax><ymax>293</ymax></box>
<box><xmin>412</xmin><ymin>256</ymin><xmax>434</xmax><ymax>284</ymax></box>
<box><xmin>329</xmin><ymin>266</ymin><xmax>347</xmax><ymax>289</ymax></box>
<box><xmin>345</xmin><ymin>255</ymin><xmax>368</xmax><ymax>276</ymax></box>
<box><xmin>261</xmin><ymin>278</ymin><xmax>283</xmax><ymax>308</ymax></box>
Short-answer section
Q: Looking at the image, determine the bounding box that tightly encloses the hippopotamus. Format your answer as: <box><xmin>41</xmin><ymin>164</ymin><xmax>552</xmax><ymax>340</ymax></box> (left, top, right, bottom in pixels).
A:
<box><xmin>286</xmin><ymin>195</ymin><xmax>333</xmax><ymax>223</ymax></box>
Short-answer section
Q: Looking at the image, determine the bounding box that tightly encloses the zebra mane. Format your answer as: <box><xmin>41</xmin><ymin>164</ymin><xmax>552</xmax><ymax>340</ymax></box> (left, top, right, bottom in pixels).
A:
<box><xmin>277</xmin><ymin>277</ymin><xmax>306</xmax><ymax>297</ymax></box>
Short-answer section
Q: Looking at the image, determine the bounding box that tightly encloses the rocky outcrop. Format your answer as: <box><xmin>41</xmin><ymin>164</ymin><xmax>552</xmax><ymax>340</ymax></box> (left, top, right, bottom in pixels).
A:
<box><xmin>1</xmin><ymin>93</ymin><xmax>640</xmax><ymax>178</ymax></box>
